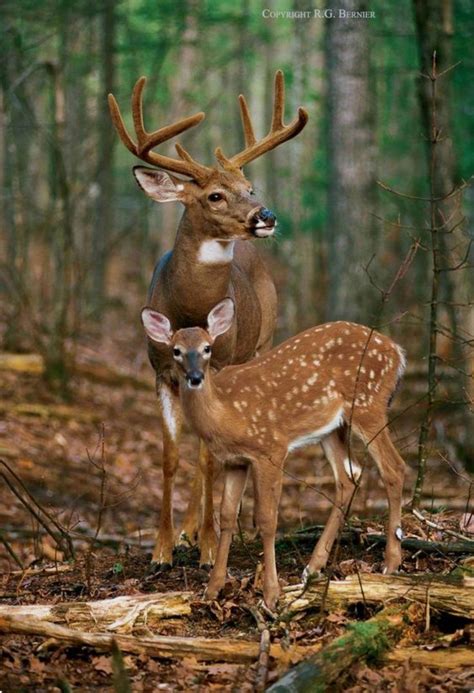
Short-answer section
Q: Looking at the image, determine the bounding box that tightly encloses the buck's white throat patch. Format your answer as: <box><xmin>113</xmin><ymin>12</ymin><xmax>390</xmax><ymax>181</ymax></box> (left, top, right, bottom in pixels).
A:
<box><xmin>198</xmin><ymin>240</ymin><xmax>235</xmax><ymax>265</ymax></box>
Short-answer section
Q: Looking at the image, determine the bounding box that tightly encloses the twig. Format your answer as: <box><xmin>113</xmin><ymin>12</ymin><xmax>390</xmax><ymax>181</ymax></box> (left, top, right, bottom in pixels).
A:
<box><xmin>255</xmin><ymin>628</ymin><xmax>271</xmax><ymax>692</ymax></box>
<box><xmin>0</xmin><ymin>458</ymin><xmax>74</xmax><ymax>558</ymax></box>
<box><xmin>412</xmin><ymin>508</ymin><xmax>474</xmax><ymax>544</ymax></box>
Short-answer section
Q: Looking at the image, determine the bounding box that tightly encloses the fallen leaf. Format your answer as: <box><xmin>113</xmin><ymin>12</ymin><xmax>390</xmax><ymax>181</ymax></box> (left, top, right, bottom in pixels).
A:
<box><xmin>460</xmin><ymin>513</ymin><xmax>474</xmax><ymax>534</ymax></box>
<box><xmin>93</xmin><ymin>655</ymin><xmax>113</xmax><ymax>674</ymax></box>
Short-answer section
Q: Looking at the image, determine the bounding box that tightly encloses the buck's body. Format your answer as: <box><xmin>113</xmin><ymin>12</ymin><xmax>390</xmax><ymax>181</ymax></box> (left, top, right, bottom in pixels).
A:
<box><xmin>147</xmin><ymin>237</ymin><xmax>276</xmax><ymax>386</ymax></box>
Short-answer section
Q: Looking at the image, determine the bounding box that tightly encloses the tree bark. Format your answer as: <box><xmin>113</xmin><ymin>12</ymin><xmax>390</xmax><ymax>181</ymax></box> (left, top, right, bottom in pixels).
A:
<box><xmin>280</xmin><ymin>573</ymin><xmax>474</xmax><ymax>619</ymax></box>
<box><xmin>0</xmin><ymin>613</ymin><xmax>317</xmax><ymax>664</ymax></box>
<box><xmin>325</xmin><ymin>0</ymin><xmax>378</xmax><ymax>323</ymax></box>
<box><xmin>0</xmin><ymin>592</ymin><xmax>192</xmax><ymax>631</ymax></box>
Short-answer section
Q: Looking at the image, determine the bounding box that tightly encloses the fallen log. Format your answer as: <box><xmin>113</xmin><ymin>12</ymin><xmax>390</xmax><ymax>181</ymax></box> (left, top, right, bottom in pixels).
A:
<box><xmin>0</xmin><ymin>401</ymin><xmax>102</xmax><ymax>423</ymax></box>
<box><xmin>280</xmin><ymin>573</ymin><xmax>474</xmax><ymax>620</ymax></box>
<box><xmin>268</xmin><ymin>606</ymin><xmax>408</xmax><ymax>692</ymax></box>
<box><xmin>280</xmin><ymin>528</ymin><xmax>474</xmax><ymax>555</ymax></box>
<box><xmin>0</xmin><ymin>352</ymin><xmax>153</xmax><ymax>390</ymax></box>
<box><xmin>0</xmin><ymin>353</ymin><xmax>44</xmax><ymax>374</ymax></box>
<box><xmin>0</xmin><ymin>592</ymin><xmax>192</xmax><ymax>632</ymax></box>
<box><xmin>0</xmin><ymin>614</ymin><xmax>316</xmax><ymax>664</ymax></box>
<box><xmin>386</xmin><ymin>646</ymin><xmax>474</xmax><ymax>668</ymax></box>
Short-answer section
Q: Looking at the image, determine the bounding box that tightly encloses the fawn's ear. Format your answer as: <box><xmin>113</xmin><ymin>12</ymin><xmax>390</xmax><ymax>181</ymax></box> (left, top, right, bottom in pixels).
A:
<box><xmin>207</xmin><ymin>298</ymin><xmax>235</xmax><ymax>340</ymax></box>
<box><xmin>133</xmin><ymin>167</ymin><xmax>186</xmax><ymax>203</ymax></box>
<box><xmin>141</xmin><ymin>308</ymin><xmax>173</xmax><ymax>344</ymax></box>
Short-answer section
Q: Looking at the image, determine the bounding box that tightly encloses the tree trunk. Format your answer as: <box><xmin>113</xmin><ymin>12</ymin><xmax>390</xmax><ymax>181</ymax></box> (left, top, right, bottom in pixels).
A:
<box><xmin>325</xmin><ymin>0</ymin><xmax>378</xmax><ymax>323</ymax></box>
<box><xmin>90</xmin><ymin>0</ymin><xmax>116</xmax><ymax>317</ymax></box>
<box><xmin>412</xmin><ymin>0</ymin><xmax>473</xmax><ymax>468</ymax></box>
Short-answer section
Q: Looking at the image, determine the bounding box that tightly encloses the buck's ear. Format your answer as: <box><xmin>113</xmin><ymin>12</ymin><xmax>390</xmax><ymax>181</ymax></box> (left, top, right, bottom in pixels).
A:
<box><xmin>207</xmin><ymin>298</ymin><xmax>235</xmax><ymax>340</ymax></box>
<box><xmin>141</xmin><ymin>308</ymin><xmax>173</xmax><ymax>344</ymax></box>
<box><xmin>133</xmin><ymin>167</ymin><xmax>186</xmax><ymax>203</ymax></box>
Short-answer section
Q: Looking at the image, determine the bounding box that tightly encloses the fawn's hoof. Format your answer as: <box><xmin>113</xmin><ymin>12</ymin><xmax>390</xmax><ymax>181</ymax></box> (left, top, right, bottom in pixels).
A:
<box><xmin>200</xmin><ymin>563</ymin><xmax>213</xmax><ymax>572</ymax></box>
<box><xmin>204</xmin><ymin>584</ymin><xmax>221</xmax><ymax>601</ymax></box>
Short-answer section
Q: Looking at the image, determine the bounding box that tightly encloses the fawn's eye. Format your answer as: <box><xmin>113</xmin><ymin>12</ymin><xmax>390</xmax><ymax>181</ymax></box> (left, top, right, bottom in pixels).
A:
<box><xmin>173</xmin><ymin>347</ymin><xmax>181</xmax><ymax>357</ymax></box>
<box><xmin>208</xmin><ymin>192</ymin><xmax>223</xmax><ymax>202</ymax></box>
<box><xmin>203</xmin><ymin>345</ymin><xmax>211</xmax><ymax>354</ymax></box>
<box><xmin>249</xmin><ymin>189</ymin><xmax>255</xmax><ymax>196</ymax></box>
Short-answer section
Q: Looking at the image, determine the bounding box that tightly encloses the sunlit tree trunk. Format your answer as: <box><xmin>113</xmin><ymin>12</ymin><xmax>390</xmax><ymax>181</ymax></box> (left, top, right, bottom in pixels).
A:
<box><xmin>325</xmin><ymin>1</ymin><xmax>377</xmax><ymax>323</ymax></box>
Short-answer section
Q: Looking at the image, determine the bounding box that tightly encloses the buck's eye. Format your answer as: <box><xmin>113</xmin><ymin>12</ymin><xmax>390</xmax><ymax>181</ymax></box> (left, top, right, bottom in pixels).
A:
<box><xmin>208</xmin><ymin>192</ymin><xmax>223</xmax><ymax>202</ymax></box>
<box><xmin>249</xmin><ymin>189</ymin><xmax>255</xmax><ymax>196</ymax></box>
<box><xmin>173</xmin><ymin>347</ymin><xmax>181</xmax><ymax>357</ymax></box>
<box><xmin>203</xmin><ymin>345</ymin><xmax>211</xmax><ymax>354</ymax></box>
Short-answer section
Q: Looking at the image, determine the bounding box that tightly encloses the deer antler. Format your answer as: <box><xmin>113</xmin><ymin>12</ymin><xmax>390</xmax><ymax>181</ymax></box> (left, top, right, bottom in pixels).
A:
<box><xmin>108</xmin><ymin>77</ymin><xmax>213</xmax><ymax>184</ymax></box>
<box><xmin>215</xmin><ymin>70</ymin><xmax>308</xmax><ymax>170</ymax></box>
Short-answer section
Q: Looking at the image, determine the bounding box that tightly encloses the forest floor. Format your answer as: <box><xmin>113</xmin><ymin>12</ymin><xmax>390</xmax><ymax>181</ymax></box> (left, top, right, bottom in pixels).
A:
<box><xmin>0</xmin><ymin>313</ymin><xmax>473</xmax><ymax>691</ymax></box>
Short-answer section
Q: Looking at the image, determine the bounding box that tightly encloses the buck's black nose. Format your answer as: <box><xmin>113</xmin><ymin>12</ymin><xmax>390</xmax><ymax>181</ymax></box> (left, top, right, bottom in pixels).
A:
<box><xmin>257</xmin><ymin>207</ymin><xmax>276</xmax><ymax>224</ymax></box>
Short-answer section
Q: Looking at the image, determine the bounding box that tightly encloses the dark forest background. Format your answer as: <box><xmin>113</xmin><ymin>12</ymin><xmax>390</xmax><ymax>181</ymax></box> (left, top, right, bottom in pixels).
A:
<box><xmin>0</xmin><ymin>0</ymin><xmax>473</xmax><ymax>467</ymax></box>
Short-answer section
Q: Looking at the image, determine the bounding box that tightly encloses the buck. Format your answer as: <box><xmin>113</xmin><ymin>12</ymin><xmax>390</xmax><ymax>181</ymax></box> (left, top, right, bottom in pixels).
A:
<box><xmin>141</xmin><ymin>299</ymin><xmax>407</xmax><ymax>609</ymax></box>
<box><xmin>108</xmin><ymin>71</ymin><xmax>308</xmax><ymax>569</ymax></box>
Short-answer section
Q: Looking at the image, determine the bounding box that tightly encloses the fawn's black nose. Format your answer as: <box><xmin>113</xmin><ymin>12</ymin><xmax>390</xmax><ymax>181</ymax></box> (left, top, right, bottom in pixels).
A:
<box><xmin>186</xmin><ymin>371</ymin><xmax>204</xmax><ymax>388</ymax></box>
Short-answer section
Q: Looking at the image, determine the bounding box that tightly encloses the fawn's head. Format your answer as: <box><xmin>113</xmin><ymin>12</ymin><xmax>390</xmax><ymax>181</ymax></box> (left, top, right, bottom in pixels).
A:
<box><xmin>109</xmin><ymin>71</ymin><xmax>308</xmax><ymax>241</ymax></box>
<box><xmin>141</xmin><ymin>299</ymin><xmax>234</xmax><ymax>389</ymax></box>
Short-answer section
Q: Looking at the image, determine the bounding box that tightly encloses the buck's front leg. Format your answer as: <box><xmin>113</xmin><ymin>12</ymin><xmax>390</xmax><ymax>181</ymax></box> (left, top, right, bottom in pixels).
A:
<box><xmin>151</xmin><ymin>383</ymin><xmax>182</xmax><ymax>570</ymax></box>
<box><xmin>205</xmin><ymin>464</ymin><xmax>248</xmax><ymax>600</ymax></box>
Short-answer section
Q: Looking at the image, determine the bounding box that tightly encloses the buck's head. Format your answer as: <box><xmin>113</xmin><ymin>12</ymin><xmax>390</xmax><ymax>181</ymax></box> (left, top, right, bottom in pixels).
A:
<box><xmin>141</xmin><ymin>299</ymin><xmax>234</xmax><ymax>389</ymax></box>
<box><xmin>109</xmin><ymin>71</ymin><xmax>308</xmax><ymax>242</ymax></box>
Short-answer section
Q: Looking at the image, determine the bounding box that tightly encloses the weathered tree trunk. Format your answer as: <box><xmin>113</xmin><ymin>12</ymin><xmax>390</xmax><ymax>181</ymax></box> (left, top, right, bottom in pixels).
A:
<box><xmin>0</xmin><ymin>592</ymin><xmax>193</xmax><ymax>631</ymax></box>
<box><xmin>325</xmin><ymin>0</ymin><xmax>378</xmax><ymax>323</ymax></box>
<box><xmin>0</xmin><ymin>613</ymin><xmax>315</xmax><ymax>664</ymax></box>
<box><xmin>280</xmin><ymin>573</ymin><xmax>474</xmax><ymax>619</ymax></box>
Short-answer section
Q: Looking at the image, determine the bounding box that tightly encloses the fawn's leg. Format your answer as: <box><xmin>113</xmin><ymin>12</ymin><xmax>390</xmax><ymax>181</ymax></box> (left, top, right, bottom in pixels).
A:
<box><xmin>205</xmin><ymin>464</ymin><xmax>249</xmax><ymax>600</ymax></box>
<box><xmin>358</xmin><ymin>423</ymin><xmax>406</xmax><ymax>572</ymax></box>
<box><xmin>198</xmin><ymin>442</ymin><xmax>218</xmax><ymax>568</ymax></box>
<box><xmin>305</xmin><ymin>430</ymin><xmax>359</xmax><ymax>578</ymax></box>
<box><xmin>253</xmin><ymin>460</ymin><xmax>283</xmax><ymax>611</ymax></box>
<box><xmin>151</xmin><ymin>382</ymin><xmax>182</xmax><ymax>569</ymax></box>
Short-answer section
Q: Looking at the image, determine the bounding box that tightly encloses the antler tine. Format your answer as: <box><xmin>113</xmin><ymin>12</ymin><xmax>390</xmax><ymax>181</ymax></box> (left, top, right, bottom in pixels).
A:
<box><xmin>271</xmin><ymin>69</ymin><xmax>285</xmax><ymax>132</ymax></box>
<box><xmin>238</xmin><ymin>95</ymin><xmax>257</xmax><ymax>147</ymax></box>
<box><xmin>109</xmin><ymin>77</ymin><xmax>212</xmax><ymax>183</ymax></box>
<box><xmin>217</xmin><ymin>70</ymin><xmax>308</xmax><ymax>170</ymax></box>
<box><xmin>108</xmin><ymin>93</ymin><xmax>138</xmax><ymax>156</ymax></box>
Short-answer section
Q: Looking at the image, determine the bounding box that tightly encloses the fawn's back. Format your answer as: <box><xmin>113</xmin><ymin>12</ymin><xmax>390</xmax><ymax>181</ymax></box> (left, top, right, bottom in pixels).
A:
<box><xmin>213</xmin><ymin>321</ymin><xmax>405</xmax><ymax>453</ymax></box>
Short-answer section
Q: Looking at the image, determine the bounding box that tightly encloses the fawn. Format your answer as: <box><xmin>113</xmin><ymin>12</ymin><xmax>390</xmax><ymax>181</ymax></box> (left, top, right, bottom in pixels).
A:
<box><xmin>141</xmin><ymin>298</ymin><xmax>406</xmax><ymax>609</ymax></box>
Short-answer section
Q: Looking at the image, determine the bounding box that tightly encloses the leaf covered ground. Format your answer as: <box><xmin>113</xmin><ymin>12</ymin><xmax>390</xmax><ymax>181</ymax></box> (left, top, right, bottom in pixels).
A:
<box><xmin>0</xmin><ymin>317</ymin><xmax>473</xmax><ymax>691</ymax></box>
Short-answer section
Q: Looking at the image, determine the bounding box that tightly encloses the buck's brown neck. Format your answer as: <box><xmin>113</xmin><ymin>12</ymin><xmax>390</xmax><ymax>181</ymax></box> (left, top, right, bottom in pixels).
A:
<box><xmin>166</xmin><ymin>212</ymin><xmax>234</xmax><ymax>321</ymax></box>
